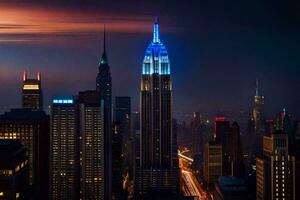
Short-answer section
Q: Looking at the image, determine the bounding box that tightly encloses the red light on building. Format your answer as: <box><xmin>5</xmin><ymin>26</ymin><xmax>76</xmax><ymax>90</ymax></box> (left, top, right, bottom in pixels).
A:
<box><xmin>215</xmin><ymin>117</ymin><xmax>225</xmax><ymax>122</ymax></box>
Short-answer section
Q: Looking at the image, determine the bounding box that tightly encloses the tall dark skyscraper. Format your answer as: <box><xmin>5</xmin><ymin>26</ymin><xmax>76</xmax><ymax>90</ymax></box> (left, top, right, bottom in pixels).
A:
<box><xmin>22</xmin><ymin>71</ymin><xmax>43</xmax><ymax>111</ymax></box>
<box><xmin>253</xmin><ymin>79</ymin><xmax>264</xmax><ymax>132</ymax></box>
<box><xmin>190</xmin><ymin>112</ymin><xmax>203</xmax><ymax>156</ymax></box>
<box><xmin>214</xmin><ymin>117</ymin><xmax>231</xmax><ymax>175</ymax></box>
<box><xmin>50</xmin><ymin>97</ymin><xmax>80</xmax><ymax>200</ymax></box>
<box><xmin>96</xmin><ymin>27</ymin><xmax>112</xmax><ymax>200</ymax></box>
<box><xmin>114</xmin><ymin>97</ymin><xmax>133</xmax><ymax>196</ymax></box>
<box><xmin>228</xmin><ymin>122</ymin><xmax>244</xmax><ymax>177</ymax></box>
<box><xmin>78</xmin><ymin>91</ymin><xmax>104</xmax><ymax>200</ymax></box>
<box><xmin>136</xmin><ymin>19</ymin><xmax>179</xmax><ymax>196</ymax></box>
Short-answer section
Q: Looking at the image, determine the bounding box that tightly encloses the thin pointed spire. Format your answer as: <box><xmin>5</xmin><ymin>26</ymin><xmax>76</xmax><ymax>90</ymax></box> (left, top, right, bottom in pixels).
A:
<box><xmin>99</xmin><ymin>24</ymin><xmax>108</xmax><ymax>65</ymax></box>
<box><xmin>256</xmin><ymin>78</ymin><xmax>259</xmax><ymax>96</ymax></box>
<box><xmin>153</xmin><ymin>17</ymin><xmax>160</xmax><ymax>43</ymax></box>
<box><xmin>23</xmin><ymin>70</ymin><xmax>27</xmax><ymax>81</ymax></box>
<box><xmin>37</xmin><ymin>71</ymin><xmax>41</xmax><ymax>81</ymax></box>
<box><xmin>103</xmin><ymin>24</ymin><xmax>106</xmax><ymax>54</ymax></box>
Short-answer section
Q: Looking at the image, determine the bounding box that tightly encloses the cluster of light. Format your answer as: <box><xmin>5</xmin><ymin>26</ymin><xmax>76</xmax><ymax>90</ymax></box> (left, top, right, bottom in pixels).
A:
<box><xmin>23</xmin><ymin>84</ymin><xmax>39</xmax><ymax>90</ymax></box>
<box><xmin>52</xmin><ymin>99</ymin><xmax>73</xmax><ymax>104</ymax></box>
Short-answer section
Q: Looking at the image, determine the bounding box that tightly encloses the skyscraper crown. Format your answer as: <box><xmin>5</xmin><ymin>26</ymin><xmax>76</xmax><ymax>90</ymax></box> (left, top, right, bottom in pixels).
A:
<box><xmin>142</xmin><ymin>18</ymin><xmax>170</xmax><ymax>75</ymax></box>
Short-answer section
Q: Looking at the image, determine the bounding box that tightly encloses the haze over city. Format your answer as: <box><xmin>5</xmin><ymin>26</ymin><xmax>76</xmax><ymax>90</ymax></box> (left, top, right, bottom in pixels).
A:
<box><xmin>1</xmin><ymin>0</ymin><xmax>299</xmax><ymax>120</ymax></box>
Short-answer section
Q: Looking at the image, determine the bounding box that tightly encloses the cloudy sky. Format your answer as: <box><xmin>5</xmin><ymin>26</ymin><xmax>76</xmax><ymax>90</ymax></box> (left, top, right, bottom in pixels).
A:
<box><xmin>0</xmin><ymin>0</ymin><xmax>299</xmax><ymax>120</ymax></box>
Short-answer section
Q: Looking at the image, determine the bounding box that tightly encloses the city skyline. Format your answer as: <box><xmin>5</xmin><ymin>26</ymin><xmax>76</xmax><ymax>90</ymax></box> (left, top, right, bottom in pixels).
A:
<box><xmin>0</xmin><ymin>1</ymin><xmax>299</xmax><ymax>120</ymax></box>
<box><xmin>0</xmin><ymin>2</ymin><xmax>300</xmax><ymax>200</ymax></box>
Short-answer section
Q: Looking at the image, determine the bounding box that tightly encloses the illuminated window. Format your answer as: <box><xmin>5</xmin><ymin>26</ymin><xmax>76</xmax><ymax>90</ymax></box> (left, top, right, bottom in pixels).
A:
<box><xmin>0</xmin><ymin>192</ymin><xmax>3</xmax><ymax>196</ymax></box>
<box><xmin>16</xmin><ymin>193</ymin><xmax>20</xmax><ymax>199</ymax></box>
<box><xmin>15</xmin><ymin>165</ymin><xmax>20</xmax><ymax>172</ymax></box>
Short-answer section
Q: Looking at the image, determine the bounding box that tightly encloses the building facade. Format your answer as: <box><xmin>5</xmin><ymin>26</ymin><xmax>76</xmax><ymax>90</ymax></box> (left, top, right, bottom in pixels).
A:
<box><xmin>50</xmin><ymin>97</ymin><xmax>79</xmax><ymax>200</ymax></box>
<box><xmin>256</xmin><ymin>130</ymin><xmax>295</xmax><ymax>200</ymax></box>
<box><xmin>22</xmin><ymin>71</ymin><xmax>43</xmax><ymax>111</ymax></box>
<box><xmin>228</xmin><ymin>122</ymin><xmax>244</xmax><ymax>177</ymax></box>
<box><xmin>0</xmin><ymin>109</ymin><xmax>49</xmax><ymax>198</ymax></box>
<box><xmin>203</xmin><ymin>141</ymin><xmax>222</xmax><ymax>189</ymax></box>
<box><xmin>136</xmin><ymin>19</ymin><xmax>179</xmax><ymax>196</ymax></box>
<box><xmin>78</xmin><ymin>91</ymin><xmax>104</xmax><ymax>200</ymax></box>
<box><xmin>0</xmin><ymin>140</ymin><xmax>29</xmax><ymax>200</ymax></box>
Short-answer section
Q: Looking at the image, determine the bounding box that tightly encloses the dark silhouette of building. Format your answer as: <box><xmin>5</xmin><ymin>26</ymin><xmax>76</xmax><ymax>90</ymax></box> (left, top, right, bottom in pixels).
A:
<box><xmin>0</xmin><ymin>108</ymin><xmax>49</xmax><ymax>199</ymax></box>
<box><xmin>213</xmin><ymin>176</ymin><xmax>247</xmax><ymax>200</ymax></box>
<box><xmin>228</xmin><ymin>122</ymin><xmax>244</xmax><ymax>177</ymax></box>
<box><xmin>50</xmin><ymin>97</ymin><xmax>80</xmax><ymax>200</ymax></box>
<box><xmin>136</xmin><ymin>19</ymin><xmax>179</xmax><ymax>196</ymax></box>
<box><xmin>203</xmin><ymin>141</ymin><xmax>222</xmax><ymax>189</ymax></box>
<box><xmin>111</xmin><ymin>122</ymin><xmax>123</xmax><ymax>200</ymax></box>
<box><xmin>22</xmin><ymin>71</ymin><xmax>43</xmax><ymax>111</ymax></box>
<box><xmin>214</xmin><ymin>117</ymin><xmax>230</xmax><ymax>176</ymax></box>
<box><xmin>96</xmin><ymin>26</ymin><xmax>112</xmax><ymax>200</ymax></box>
<box><xmin>0</xmin><ymin>140</ymin><xmax>29</xmax><ymax>200</ymax></box>
<box><xmin>78</xmin><ymin>91</ymin><xmax>105</xmax><ymax>199</ymax></box>
<box><xmin>114</xmin><ymin>97</ymin><xmax>133</xmax><ymax>197</ymax></box>
<box><xmin>190</xmin><ymin>112</ymin><xmax>203</xmax><ymax>156</ymax></box>
<box><xmin>252</xmin><ymin>79</ymin><xmax>264</xmax><ymax>132</ymax></box>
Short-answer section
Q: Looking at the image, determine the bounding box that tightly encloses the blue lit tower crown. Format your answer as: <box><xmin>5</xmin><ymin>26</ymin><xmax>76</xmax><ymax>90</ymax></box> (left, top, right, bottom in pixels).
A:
<box><xmin>142</xmin><ymin>20</ymin><xmax>170</xmax><ymax>75</ymax></box>
<box><xmin>137</xmin><ymin>19</ymin><xmax>178</xmax><ymax>196</ymax></box>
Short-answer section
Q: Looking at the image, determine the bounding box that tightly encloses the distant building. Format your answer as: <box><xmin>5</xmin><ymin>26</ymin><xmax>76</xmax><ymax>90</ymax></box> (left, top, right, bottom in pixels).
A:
<box><xmin>214</xmin><ymin>117</ymin><xmax>230</xmax><ymax>176</ymax></box>
<box><xmin>252</xmin><ymin>79</ymin><xmax>264</xmax><ymax>132</ymax></box>
<box><xmin>190</xmin><ymin>112</ymin><xmax>203</xmax><ymax>156</ymax></box>
<box><xmin>203</xmin><ymin>141</ymin><xmax>222</xmax><ymax>189</ymax></box>
<box><xmin>78</xmin><ymin>91</ymin><xmax>104</xmax><ymax>200</ymax></box>
<box><xmin>228</xmin><ymin>122</ymin><xmax>244</xmax><ymax>177</ymax></box>
<box><xmin>256</xmin><ymin>130</ymin><xmax>295</xmax><ymax>200</ymax></box>
<box><xmin>22</xmin><ymin>71</ymin><xmax>43</xmax><ymax>111</ymax></box>
<box><xmin>0</xmin><ymin>108</ymin><xmax>49</xmax><ymax>198</ymax></box>
<box><xmin>50</xmin><ymin>97</ymin><xmax>80</xmax><ymax>200</ymax></box>
<box><xmin>136</xmin><ymin>19</ymin><xmax>179</xmax><ymax>196</ymax></box>
<box><xmin>213</xmin><ymin>176</ymin><xmax>247</xmax><ymax>200</ymax></box>
<box><xmin>0</xmin><ymin>140</ymin><xmax>29</xmax><ymax>200</ymax></box>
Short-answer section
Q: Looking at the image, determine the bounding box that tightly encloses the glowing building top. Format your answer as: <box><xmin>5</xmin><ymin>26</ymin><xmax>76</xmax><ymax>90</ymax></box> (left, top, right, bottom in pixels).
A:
<box><xmin>142</xmin><ymin>19</ymin><xmax>170</xmax><ymax>75</ymax></box>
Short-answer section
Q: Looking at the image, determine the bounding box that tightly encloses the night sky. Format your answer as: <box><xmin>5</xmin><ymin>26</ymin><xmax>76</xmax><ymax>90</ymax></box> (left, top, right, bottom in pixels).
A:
<box><xmin>0</xmin><ymin>0</ymin><xmax>300</xmax><ymax>120</ymax></box>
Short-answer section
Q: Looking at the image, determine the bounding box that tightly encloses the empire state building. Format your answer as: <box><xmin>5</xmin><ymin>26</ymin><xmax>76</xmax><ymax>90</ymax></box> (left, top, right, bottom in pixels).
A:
<box><xmin>136</xmin><ymin>19</ymin><xmax>179</xmax><ymax>196</ymax></box>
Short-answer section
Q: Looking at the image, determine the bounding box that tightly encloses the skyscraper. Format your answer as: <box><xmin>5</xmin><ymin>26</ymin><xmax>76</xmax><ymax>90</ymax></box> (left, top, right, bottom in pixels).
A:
<box><xmin>50</xmin><ymin>97</ymin><xmax>80</xmax><ymax>200</ymax></box>
<box><xmin>78</xmin><ymin>91</ymin><xmax>104</xmax><ymax>200</ymax></box>
<box><xmin>214</xmin><ymin>117</ymin><xmax>230</xmax><ymax>176</ymax></box>
<box><xmin>228</xmin><ymin>122</ymin><xmax>244</xmax><ymax>177</ymax></box>
<box><xmin>203</xmin><ymin>141</ymin><xmax>222</xmax><ymax>189</ymax></box>
<box><xmin>256</xmin><ymin>130</ymin><xmax>295</xmax><ymax>200</ymax></box>
<box><xmin>96</xmin><ymin>27</ymin><xmax>112</xmax><ymax>200</ymax></box>
<box><xmin>253</xmin><ymin>79</ymin><xmax>264</xmax><ymax>132</ymax></box>
<box><xmin>114</xmin><ymin>97</ymin><xmax>132</xmax><ymax>196</ymax></box>
<box><xmin>190</xmin><ymin>112</ymin><xmax>203</xmax><ymax>156</ymax></box>
<box><xmin>22</xmin><ymin>71</ymin><xmax>43</xmax><ymax>110</ymax></box>
<box><xmin>0</xmin><ymin>108</ymin><xmax>49</xmax><ymax>198</ymax></box>
<box><xmin>136</xmin><ymin>19</ymin><xmax>179</xmax><ymax>196</ymax></box>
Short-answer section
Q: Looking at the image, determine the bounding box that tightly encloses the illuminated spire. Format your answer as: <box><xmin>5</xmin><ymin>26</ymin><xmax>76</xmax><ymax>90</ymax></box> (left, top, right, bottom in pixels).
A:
<box><xmin>103</xmin><ymin>24</ymin><xmax>106</xmax><ymax>55</ymax></box>
<box><xmin>23</xmin><ymin>70</ymin><xmax>27</xmax><ymax>81</ymax></box>
<box><xmin>153</xmin><ymin>17</ymin><xmax>160</xmax><ymax>43</ymax></box>
<box><xmin>37</xmin><ymin>71</ymin><xmax>41</xmax><ymax>81</ymax></box>
<box><xmin>256</xmin><ymin>78</ymin><xmax>260</xmax><ymax>96</ymax></box>
<box><xmin>100</xmin><ymin>24</ymin><xmax>108</xmax><ymax>65</ymax></box>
